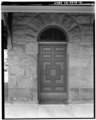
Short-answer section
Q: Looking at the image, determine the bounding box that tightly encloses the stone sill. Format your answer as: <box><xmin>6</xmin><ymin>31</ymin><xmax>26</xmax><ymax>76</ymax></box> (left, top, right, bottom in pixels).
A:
<box><xmin>5</xmin><ymin>100</ymin><xmax>38</xmax><ymax>104</ymax></box>
<box><xmin>69</xmin><ymin>100</ymin><xmax>93</xmax><ymax>104</ymax></box>
<box><xmin>5</xmin><ymin>99</ymin><xmax>93</xmax><ymax>104</ymax></box>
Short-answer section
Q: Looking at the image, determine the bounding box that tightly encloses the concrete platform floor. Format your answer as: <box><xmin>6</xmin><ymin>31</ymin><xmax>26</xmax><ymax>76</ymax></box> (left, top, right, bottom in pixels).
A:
<box><xmin>5</xmin><ymin>103</ymin><xmax>94</xmax><ymax>118</ymax></box>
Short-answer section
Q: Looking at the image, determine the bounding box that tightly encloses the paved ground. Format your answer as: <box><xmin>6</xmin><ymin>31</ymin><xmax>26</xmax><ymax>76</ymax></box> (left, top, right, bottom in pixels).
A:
<box><xmin>5</xmin><ymin>103</ymin><xmax>94</xmax><ymax>118</ymax></box>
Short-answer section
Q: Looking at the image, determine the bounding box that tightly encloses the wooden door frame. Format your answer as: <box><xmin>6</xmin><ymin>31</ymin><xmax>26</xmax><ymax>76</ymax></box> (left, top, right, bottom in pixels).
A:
<box><xmin>37</xmin><ymin>42</ymin><xmax>69</xmax><ymax>104</ymax></box>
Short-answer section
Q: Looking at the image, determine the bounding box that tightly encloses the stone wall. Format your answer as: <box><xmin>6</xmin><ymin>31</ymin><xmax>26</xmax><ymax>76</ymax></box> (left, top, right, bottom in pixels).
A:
<box><xmin>8</xmin><ymin>13</ymin><xmax>94</xmax><ymax>103</ymax></box>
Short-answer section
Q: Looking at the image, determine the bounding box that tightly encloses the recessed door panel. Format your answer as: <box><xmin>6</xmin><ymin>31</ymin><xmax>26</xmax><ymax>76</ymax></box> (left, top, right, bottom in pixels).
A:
<box><xmin>38</xmin><ymin>44</ymin><xmax>67</xmax><ymax>103</ymax></box>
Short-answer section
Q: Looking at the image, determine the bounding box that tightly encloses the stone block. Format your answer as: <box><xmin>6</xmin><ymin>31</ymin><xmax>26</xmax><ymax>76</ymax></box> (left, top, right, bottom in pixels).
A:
<box><xmin>80</xmin><ymin>65</ymin><xmax>93</xmax><ymax>78</ymax></box>
<box><xmin>13</xmin><ymin>13</ymin><xmax>35</xmax><ymax>26</ymax></box>
<box><xmin>53</xmin><ymin>13</ymin><xmax>65</xmax><ymax>24</ymax></box>
<box><xmin>25</xmin><ymin>65</ymin><xmax>37</xmax><ymax>78</ymax></box>
<box><xmin>13</xmin><ymin>43</ymin><xmax>25</xmax><ymax>53</ymax></box>
<box><xmin>24</xmin><ymin>26</ymin><xmax>37</xmax><ymax>37</ymax></box>
<box><xmin>26</xmin><ymin>42</ymin><xmax>38</xmax><ymax>54</ymax></box>
<box><xmin>79</xmin><ymin>88</ymin><xmax>93</xmax><ymax>100</ymax></box>
<box><xmin>19</xmin><ymin>54</ymin><xmax>37</xmax><ymax>66</ymax></box>
<box><xmin>61</xmin><ymin>14</ymin><xmax>77</xmax><ymax>30</ymax></box>
<box><xmin>68</xmin><ymin>43</ymin><xmax>80</xmax><ymax>56</ymax></box>
<box><xmin>9</xmin><ymin>76</ymin><xmax>18</xmax><ymax>88</ymax></box>
<box><xmin>13</xmin><ymin>21</ymin><xmax>37</xmax><ymax>42</ymax></box>
<box><xmin>9</xmin><ymin>53</ymin><xmax>33</xmax><ymax>66</ymax></box>
<box><xmin>9</xmin><ymin>75</ymin><xmax>37</xmax><ymax>89</ymax></box>
<box><xmin>82</xmin><ymin>34</ymin><xmax>93</xmax><ymax>43</ymax></box>
<box><xmin>9</xmin><ymin>53</ymin><xmax>37</xmax><ymax>66</ymax></box>
<box><xmin>69</xmin><ymin>88</ymin><xmax>79</xmax><ymax>101</ymax></box>
<box><xmin>40</xmin><ymin>13</ymin><xmax>51</xmax><ymax>25</ymax></box>
<box><xmin>30</xmin><ymin>17</ymin><xmax>43</xmax><ymax>29</ymax></box>
<box><xmin>13</xmin><ymin>27</ymin><xmax>25</xmax><ymax>35</ymax></box>
<box><xmin>73</xmin><ymin>15</ymin><xmax>91</xmax><ymax>24</ymax></box>
<box><xmin>13</xmin><ymin>33</ymin><xmax>36</xmax><ymax>43</ymax></box>
<box><xmin>9</xmin><ymin>65</ymin><xmax>25</xmax><ymax>77</ymax></box>
<box><xmin>49</xmin><ymin>13</ymin><xmax>65</xmax><ymax>25</ymax></box>
<box><xmin>80</xmin><ymin>41</ymin><xmax>93</xmax><ymax>47</ymax></box>
<box><xmin>79</xmin><ymin>46</ymin><xmax>93</xmax><ymax>57</ymax></box>
<box><xmin>69</xmin><ymin>26</ymin><xmax>81</xmax><ymax>41</ymax></box>
<box><xmin>81</xmin><ymin>25</ymin><xmax>93</xmax><ymax>34</ymax></box>
<box><xmin>87</xmin><ymin>75</ymin><xmax>93</xmax><ymax>88</ymax></box>
<box><xmin>13</xmin><ymin>24</ymin><xmax>37</xmax><ymax>36</ymax></box>
<box><xmin>69</xmin><ymin>75</ymin><xmax>88</xmax><ymax>88</ymax></box>
<box><xmin>17</xmin><ymin>76</ymin><xmax>36</xmax><ymax>88</ymax></box>
<box><xmin>69</xmin><ymin>57</ymin><xmax>90</xmax><ymax>67</ymax></box>
<box><xmin>9</xmin><ymin>65</ymin><xmax>26</xmax><ymax>89</ymax></box>
<box><xmin>8</xmin><ymin>88</ymin><xmax>37</xmax><ymax>101</ymax></box>
<box><xmin>8</xmin><ymin>54</ymin><xmax>19</xmax><ymax>66</ymax></box>
<box><xmin>69</xmin><ymin>65</ymin><xmax>93</xmax><ymax>88</ymax></box>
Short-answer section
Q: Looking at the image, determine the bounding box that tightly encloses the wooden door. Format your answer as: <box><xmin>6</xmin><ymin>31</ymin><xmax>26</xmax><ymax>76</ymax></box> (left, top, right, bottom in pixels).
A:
<box><xmin>38</xmin><ymin>44</ymin><xmax>68</xmax><ymax>104</ymax></box>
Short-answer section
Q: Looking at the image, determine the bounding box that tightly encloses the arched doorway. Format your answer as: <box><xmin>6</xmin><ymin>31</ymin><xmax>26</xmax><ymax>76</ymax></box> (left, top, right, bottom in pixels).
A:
<box><xmin>38</xmin><ymin>26</ymin><xmax>68</xmax><ymax>104</ymax></box>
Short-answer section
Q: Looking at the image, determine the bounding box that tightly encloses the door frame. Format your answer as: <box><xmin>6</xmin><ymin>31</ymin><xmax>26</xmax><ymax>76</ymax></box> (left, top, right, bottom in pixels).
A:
<box><xmin>37</xmin><ymin>42</ymin><xmax>69</xmax><ymax>104</ymax></box>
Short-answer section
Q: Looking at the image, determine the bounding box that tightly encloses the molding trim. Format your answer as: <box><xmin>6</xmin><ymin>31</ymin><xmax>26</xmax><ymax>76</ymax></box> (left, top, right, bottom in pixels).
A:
<box><xmin>38</xmin><ymin>42</ymin><xmax>67</xmax><ymax>44</ymax></box>
<box><xmin>2</xmin><ymin>6</ymin><xmax>95</xmax><ymax>13</ymax></box>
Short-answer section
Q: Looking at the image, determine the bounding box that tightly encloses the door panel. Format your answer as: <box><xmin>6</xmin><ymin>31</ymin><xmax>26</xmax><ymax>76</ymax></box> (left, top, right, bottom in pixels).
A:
<box><xmin>38</xmin><ymin>44</ymin><xmax>67</xmax><ymax>103</ymax></box>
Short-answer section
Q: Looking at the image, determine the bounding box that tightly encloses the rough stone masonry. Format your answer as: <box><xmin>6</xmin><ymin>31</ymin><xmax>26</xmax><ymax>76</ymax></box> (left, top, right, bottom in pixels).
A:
<box><xmin>8</xmin><ymin>13</ymin><xmax>94</xmax><ymax>103</ymax></box>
